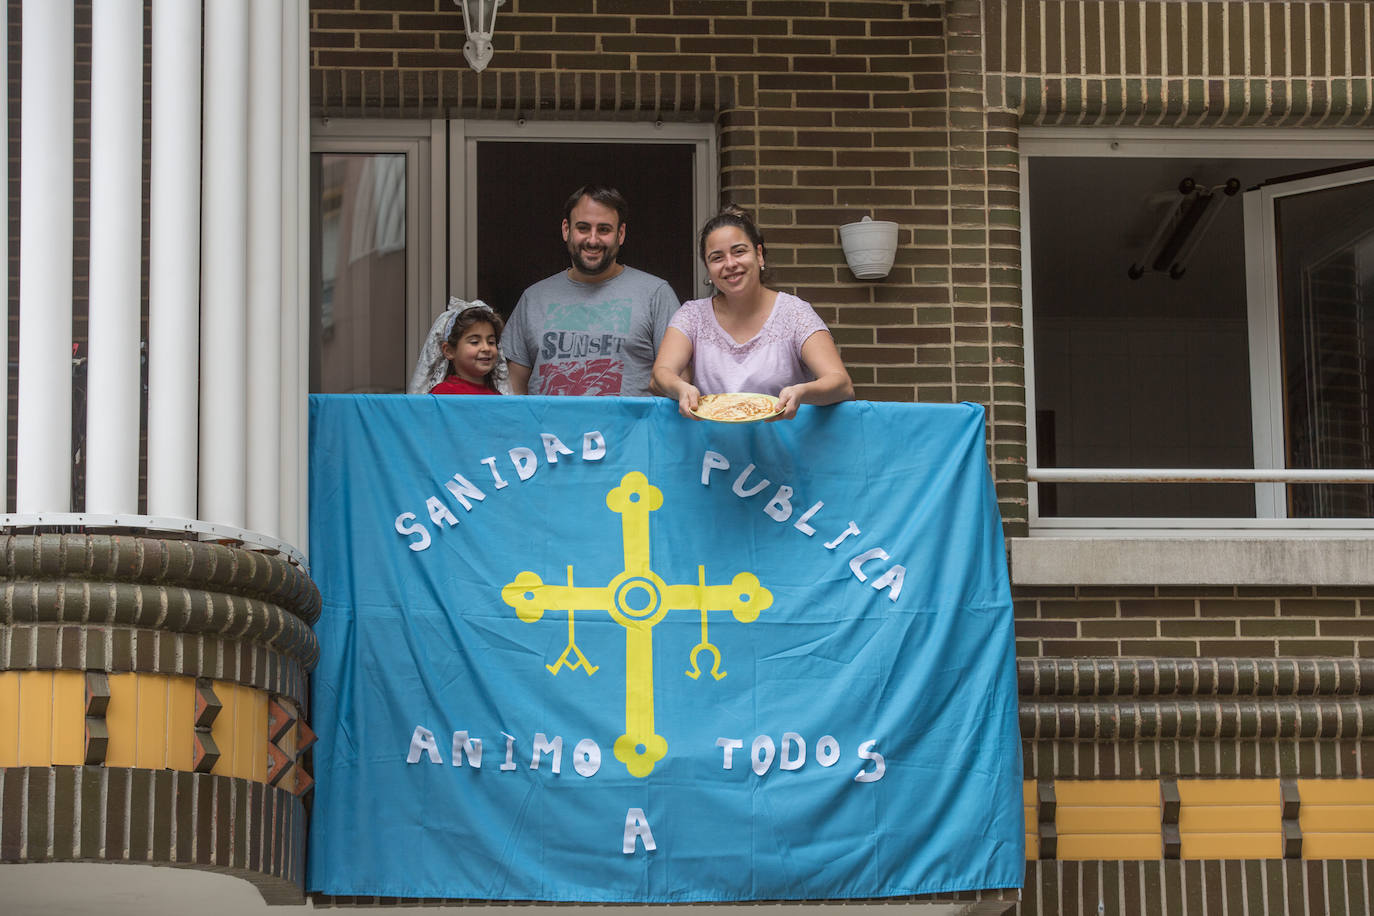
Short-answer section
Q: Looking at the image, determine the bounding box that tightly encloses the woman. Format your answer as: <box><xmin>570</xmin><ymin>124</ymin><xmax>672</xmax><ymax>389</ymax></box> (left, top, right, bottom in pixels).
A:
<box><xmin>651</xmin><ymin>206</ymin><xmax>853</xmax><ymax>420</ymax></box>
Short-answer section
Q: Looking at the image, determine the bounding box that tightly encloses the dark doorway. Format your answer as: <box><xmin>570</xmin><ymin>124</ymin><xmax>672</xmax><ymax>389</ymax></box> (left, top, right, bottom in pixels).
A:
<box><xmin>475</xmin><ymin>141</ymin><xmax>698</xmax><ymax>317</ymax></box>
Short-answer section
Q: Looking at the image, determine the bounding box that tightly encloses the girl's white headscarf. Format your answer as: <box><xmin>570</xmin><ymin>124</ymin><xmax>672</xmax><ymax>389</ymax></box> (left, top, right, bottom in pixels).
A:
<box><xmin>407</xmin><ymin>297</ymin><xmax>511</xmax><ymax>394</ymax></box>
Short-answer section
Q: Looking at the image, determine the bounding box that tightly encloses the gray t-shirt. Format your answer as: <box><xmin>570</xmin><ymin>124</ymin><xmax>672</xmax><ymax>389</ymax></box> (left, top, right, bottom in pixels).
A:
<box><xmin>502</xmin><ymin>266</ymin><xmax>678</xmax><ymax>396</ymax></box>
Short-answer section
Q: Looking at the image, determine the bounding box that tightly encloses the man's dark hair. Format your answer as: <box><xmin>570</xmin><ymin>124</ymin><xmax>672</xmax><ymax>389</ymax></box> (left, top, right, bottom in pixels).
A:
<box><xmin>563</xmin><ymin>184</ymin><xmax>629</xmax><ymax>225</ymax></box>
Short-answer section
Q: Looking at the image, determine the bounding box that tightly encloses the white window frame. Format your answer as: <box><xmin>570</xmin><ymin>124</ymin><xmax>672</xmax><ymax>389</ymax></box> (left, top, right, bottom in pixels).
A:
<box><xmin>310</xmin><ymin>118</ymin><xmax>445</xmax><ymax>377</ymax></box>
<box><xmin>446</xmin><ymin>119</ymin><xmax>718</xmax><ymax>312</ymax></box>
<box><xmin>1022</xmin><ymin>127</ymin><xmax>1374</xmax><ymax>539</ymax></box>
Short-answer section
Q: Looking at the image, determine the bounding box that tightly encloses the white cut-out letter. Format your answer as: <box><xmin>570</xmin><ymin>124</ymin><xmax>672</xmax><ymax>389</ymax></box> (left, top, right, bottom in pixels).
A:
<box><xmin>825</xmin><ymin>521</ymin><xmax>862</xmax><ymax>549</ymax></box>
<box><xmin>500</xmin><ymin>732</ymin><xmax>518</xmax><ymax>771</ymax></box>
<box><xmin>573</xmin><ymin>738</ymin><xmax>601</xmax><ymax>777</ymax></box>
<box><xmin>751</xmin><ymin>735</ymin><xmax>776</xmax><ymax>775</ymax></box>
<box><xmin>452</xmin><ymin>731</ymin><xmax>482</xmax><ymax>768</ymax></box>
<box><xmin>582</xmin><ymin>431</ymin><xmax>607</xmax><ymax>460</ymax></box>
<box><xmin>481</xmin><ymin>456</ymin><xmax>509</xmax><ymax>489</ymax></box>
<box><xmin>763</xmin><ymin>485</ymin><xmax>794</xmax><ymax>522</ymax></box>
<box><xmin>426</xmin><ymin>496</ymin><xmax>459</xmax><ymax>527</ymax></box>
<box><xmin>794</xmin><ymin>501</ymin><xmax>824</xmax><ymax>536</ymax></box>
<box><xmin>541</xmin><ymin>433</ymin><xmax>575</xmax><ymax>463</ymax></box>
<box><xmin>780</xmin><ymin>732</ymin><xmax>806</xmax><ymax>770</ymax></box>
<box><xmin>406</xmin><ymin>726</ymin><xmax>442</xmax><ymax>764</ymax></box>
<box><xmin>717</xmin><ymin>737</ymin><xmax>744</xmax><ymax>770</ymax></box>
<box><xmin>871</xmin><ymin>564</ymin><xmax>906</xmax><ymax>602</ymax></box>
<box><xmin>395</xmin><ymin>513</ymin><xmax>431</xmax><ymax>552</ymax></box>
<box><xmin>701</xmin><ymin>450</ymin><xmax>730</xmax><ymax>485</ymax></box>
<box><xmin>733</xmin><ymin>465</ymin><xmax>770</xmax><ymax>498</ymax></box>
<box><xmin>855</xmin><ymin>740</ymin><xmax>886</xmax><ymax>783</ymax></box>
<box><xmin>623</xmin><ymin>808</ymin><xmax>657</xmax><ymax>854</ymax></box>
<box><xmin>508</xmin><ymin>447</ymin><xmax>539</xmax><ymax>481</ymax></box>
<box><xmin>849</xmin><ymin>547</ymin><xmax>890</xmax><ymax>583</ymax></box>
<box><xmin>815</xmin><ymin>735</ymin><xmax>840</xmax><ymax>767</ymax></box>
<box><xmin>531</xmin><ymin>733</ymin><xmax>562</xmax><ymax>774</ymax></box>
<box><xmin>444</xmin><ymin>474</ymin><xmax>487</xmax><ymax>511</ymax></box>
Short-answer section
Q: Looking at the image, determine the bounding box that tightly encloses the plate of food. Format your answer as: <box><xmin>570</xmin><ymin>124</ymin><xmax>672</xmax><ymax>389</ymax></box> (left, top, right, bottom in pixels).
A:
<box><xmin>692</xmin><ymin>392</ymin><xmax>783</xmax><ymax>423</ymax></box>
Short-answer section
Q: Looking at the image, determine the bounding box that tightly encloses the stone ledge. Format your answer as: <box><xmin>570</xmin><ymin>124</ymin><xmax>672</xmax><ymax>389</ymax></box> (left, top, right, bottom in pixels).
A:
<box><xmin>1009</xmin><ymin>537</ymin><xmax>1374</xmax><ymax>586</ymax></box>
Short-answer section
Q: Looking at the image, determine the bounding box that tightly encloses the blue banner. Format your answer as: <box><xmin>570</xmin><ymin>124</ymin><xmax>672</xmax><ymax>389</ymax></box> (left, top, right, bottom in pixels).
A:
<box><xmin>307</xmin><ymin>395</ymin><xmax>1023</xmax><ymax>902</ymax></box>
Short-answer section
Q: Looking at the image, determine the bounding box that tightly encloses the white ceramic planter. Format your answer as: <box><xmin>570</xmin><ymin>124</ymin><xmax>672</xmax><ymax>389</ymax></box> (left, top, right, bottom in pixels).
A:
<box><xmin>839</xmin><ymin>216</ymin><xmax>899</xmax><ymax>280</ymax></box>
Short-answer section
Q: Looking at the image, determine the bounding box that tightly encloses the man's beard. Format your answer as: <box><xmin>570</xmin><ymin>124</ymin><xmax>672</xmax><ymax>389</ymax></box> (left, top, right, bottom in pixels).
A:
<box><xmin>570</xmin><ymin>242</ymin><xmax>618</xmax><ymax>276</ymax></box>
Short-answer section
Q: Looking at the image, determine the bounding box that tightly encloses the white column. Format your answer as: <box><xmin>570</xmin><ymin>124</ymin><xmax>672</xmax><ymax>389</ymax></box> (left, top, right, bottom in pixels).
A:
<box><xmin>85</xmin><ymin>0</ymin><xmax>144</xmax><ymax>514</ymax></box>
<box><xmin>294</xmin><ymin>0</ymin><xmax>311</xmax><ymax>556</ymax></box>
<box><xmin>16</xmin><ymin>1</ymin><xmax>74</xmax><ymax>513</ymax></box>
<box><xmin>246</xmin><ymin>0</ymin><xmax>283</xmax><ymax>537</ymax></box>
<box><xmin>0</xmin><ymin>2</ymin><xmax>8</xmax><ymax>512</ymax></box>
<box><xmin>278</xmin><ymin>0</ymin><xmax>306</xmax><ymax>551</ymax></box>
<box><xmin>199</xmin><ymin>0</ymin><xmax>249</xmax><ymax>527</ymax></box>
<box><xmin>147</xmin><ymin>0</ymin><xmax>203</xmax><ymax>518</ymax></box>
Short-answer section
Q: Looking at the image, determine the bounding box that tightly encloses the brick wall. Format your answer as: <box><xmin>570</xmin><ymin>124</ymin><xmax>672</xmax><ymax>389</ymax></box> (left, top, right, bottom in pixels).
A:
<box><xmin>310</xmin><ymin>0</ymin><xmax>1031</xmax><ymax>532</ymax></box>
<box><xmin>1014</xmin><ymin>586</ymin><xmax>1374</xmax><ymax>660</ymax></box>
<box><xmin>310</xmin><ymin>1</ymin><xmax>1374</xmax><ymax>543</ymax></box>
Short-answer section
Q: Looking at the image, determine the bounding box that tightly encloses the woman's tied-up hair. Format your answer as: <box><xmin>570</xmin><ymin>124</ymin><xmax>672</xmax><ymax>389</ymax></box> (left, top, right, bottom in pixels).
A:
<box><xmin>698</xmin><ymin>204</ymin><xmax>766</xmax><ymax>263</ymax></box>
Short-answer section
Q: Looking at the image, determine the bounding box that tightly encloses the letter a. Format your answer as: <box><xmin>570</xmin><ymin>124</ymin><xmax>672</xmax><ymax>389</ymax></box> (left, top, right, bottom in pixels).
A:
<box><xmin>622</xmin><ymin>807</ymin><xmax>657</xmax><ymax>854</ymax></box>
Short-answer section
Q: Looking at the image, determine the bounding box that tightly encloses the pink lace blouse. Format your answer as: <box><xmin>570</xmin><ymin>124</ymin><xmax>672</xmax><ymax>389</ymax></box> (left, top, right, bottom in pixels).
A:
<box><xmin>668</xmin><ymin>292</ymin><xmax>829</xmax><ymax>395</ymax></box>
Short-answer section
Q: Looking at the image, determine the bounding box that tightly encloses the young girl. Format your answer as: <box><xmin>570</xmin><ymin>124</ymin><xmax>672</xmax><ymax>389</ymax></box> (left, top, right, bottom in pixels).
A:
<box><xmin>429</xmin><ymin>304</ymin><xmax>504</xmax><ymax>395</ymax></box>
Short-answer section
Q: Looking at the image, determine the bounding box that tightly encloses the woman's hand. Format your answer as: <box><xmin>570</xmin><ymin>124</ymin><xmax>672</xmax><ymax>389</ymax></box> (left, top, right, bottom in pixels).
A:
<box><xmin>677</xmin><ymin>383</ymin><xmax>703</xmax><ymax>420</ymax></box>
<box><xmin>770</xmin><ymin>385</ymin><xmax>804</xmax><ymax>421</ymax></box>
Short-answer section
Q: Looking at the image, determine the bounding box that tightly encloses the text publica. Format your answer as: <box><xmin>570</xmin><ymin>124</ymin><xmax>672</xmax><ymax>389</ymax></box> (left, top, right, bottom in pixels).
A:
<box><xmin>699</xmin><ymin>450</ymin><xmax>906</xmax><ymax>602</ymax></box>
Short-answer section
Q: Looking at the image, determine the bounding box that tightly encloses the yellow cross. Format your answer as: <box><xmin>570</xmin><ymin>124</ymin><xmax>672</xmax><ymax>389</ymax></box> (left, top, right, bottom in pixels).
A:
<box><xmin>502</xmin><ymin>471</ymin><xmax>772</xmax><ymax>778</ymax></box>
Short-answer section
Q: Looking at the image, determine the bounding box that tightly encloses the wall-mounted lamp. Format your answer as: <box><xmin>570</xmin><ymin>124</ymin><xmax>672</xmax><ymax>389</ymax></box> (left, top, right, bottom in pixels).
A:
<box><xmin>839</xmin><ymin>216</ymin><xmax>899</xmax><ymax>280</ymax></box>
<box><xmin>455</xmin><ymin>0</ymin><xmax>504</xmax><ymax>72</ymax></box>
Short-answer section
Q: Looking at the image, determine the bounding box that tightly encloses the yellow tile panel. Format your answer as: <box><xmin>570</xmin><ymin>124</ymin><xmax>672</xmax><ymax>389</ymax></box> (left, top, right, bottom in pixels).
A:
<box><xmin>1023</xmin><ymin>781</ymin><xmax>1035</xmax><ymax>804</ymax></box>
<box><xmin>1056</xmin><ymin>834</ymin><xmax>1161</xmax><ymax>861</ymax></box>
<box><xmin>16</xmin><ymin>671</ymin><xmax>54</xmax><ymax>766</ymax></box>
<box><xmin>165</xmin><ymin>676</ymin><xmax>195</xmax><ymax>772</ymax></box>
<box><xmin>1177</xmin><ymin>778</ymin><xmax>1279</xmax><ymax>806</ymax></box>
<box><xmin>1025</xmin><ymin>833</ymin><xmax>1038</xmax><ymax>860</ymax></box>
<box><xmin>1058</xmin><ymin>806</ymin><xmax>1161</xmax><ymax>835</ymax></box>
<box><xmin>1179</xmin><ymin>804</ymin><xmax>1280</xmax><ymax>834</ymax></box>
<box><xmin>50</xmin><ymin>671</ymin><xmax>85</xmax><ymax>766</ymax></box>
<box><xmin>247</xmin><ymin>688</ymin><xmax>268</xmax><ymax>783</ymax></box>
<box><xmin>219</xmin><ymin>681</ymin><xmax>269</xmax><ymax>782</ymax></box>
<box><xmin>1303</xmin><ymin>833</ymin><xmax>1374</xmax><ymax>860</ymax></box>
<box><xmin>135</xmin><ymin>674</ymin><xmax>169</xmax><ymax>770</ymax></box>
<box><xmin>0</xmin><ymin>672</ymin><xmax>21</xmax><ymax>767</ymax></box>
<box><xmin>1180</xmin><ymin>832</ymin><xmax>1282</xmax><ymax>860</ymax></box>
<box><xmin>1054</xmin><ymin>779</ymin><xmax>1160</xmax><ymax>806</ymax></box>
<box><xmin>230</xmin><ymin>684</ymin><xmax>255</xmax><ymax>780</ymax></box>
<box><xmin>1299</xmin><ymin>805</ymin><xmax>1374</xmax><ymax>834</ymax></box>
<box><xmin>1024</xmin><ymin>806</ymin><xmax>1036</xmax><ymax>834</ymax></box>
<box><xmin>104</xmin><ymin>673</ymin><xmax>139</xmax><ymax>767</ymax></box>
<box><xmin>1296</xmin><ymin>779</ymin><xmax>1374</xmax><ymax>806</ymax></box>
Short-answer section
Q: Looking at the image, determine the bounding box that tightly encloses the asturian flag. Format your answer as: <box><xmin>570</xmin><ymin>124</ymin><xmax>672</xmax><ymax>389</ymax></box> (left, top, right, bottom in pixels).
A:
<box><xmin>306</xmin><ymin>395</ymin><xmax>1023</xmax><ymax>902</ymax></box>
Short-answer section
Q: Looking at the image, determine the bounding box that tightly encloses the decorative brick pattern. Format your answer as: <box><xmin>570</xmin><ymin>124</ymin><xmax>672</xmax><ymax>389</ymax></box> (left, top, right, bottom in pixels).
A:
<box><xmin>1021</xmin><ymin>859</ymin><xmax>1374</xmax><ymax>915</ymax></box>
<box><xmin>0</xmin><ymin>766</ymin><xmax>307</xmax><ymax>905</ymax></box>
<box><xmin>1018</xmin><ymin>657</ymin><xmax>1374</xmax><ymax>780</ymax></box>
<box><xmin>987</xmin><ymin>1</ymin><xmax>1374</xmax><ymax>129</ymax></box>
<box><xmin>0</xmin><ymin>533</ymin><xmax>319</xmax><ymax>900</ymax></box>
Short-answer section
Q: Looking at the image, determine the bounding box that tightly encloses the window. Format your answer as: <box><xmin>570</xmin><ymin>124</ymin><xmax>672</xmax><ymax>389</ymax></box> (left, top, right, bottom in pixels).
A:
<box><xmin>310</xmin><ymin>121</ymin><xmax>443</xmax><ymax>393</ymax></box>
<box><xmin>309</xmin><ymin>119</ymin><xmax>717</xmax><ymax>392</ymax></box>
<box><xmin>448</xmin><ymin>120</ymin><xmax>716</xmax><ymax>315</ymax></box>
<box><xmin>1022</xmin><ymin>129</ymin><xmax>1374</xmax><ymax>534</ymax></box>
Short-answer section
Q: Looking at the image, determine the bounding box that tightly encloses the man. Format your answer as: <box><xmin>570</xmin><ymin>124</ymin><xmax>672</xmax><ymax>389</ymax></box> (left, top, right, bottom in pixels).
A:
<box><xmin>503</xmin><ymin>185</ymin><xmax>679</xmax><ymax>396</ymax></box>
